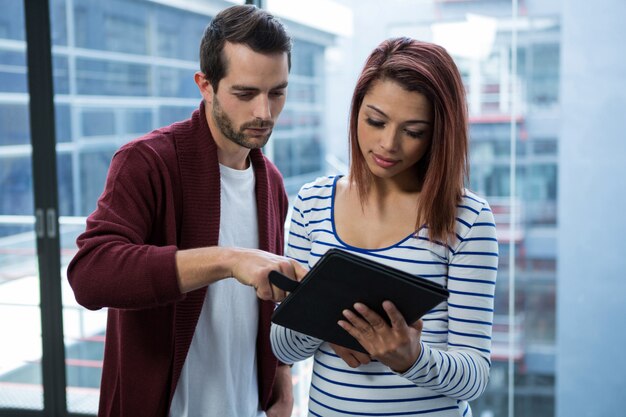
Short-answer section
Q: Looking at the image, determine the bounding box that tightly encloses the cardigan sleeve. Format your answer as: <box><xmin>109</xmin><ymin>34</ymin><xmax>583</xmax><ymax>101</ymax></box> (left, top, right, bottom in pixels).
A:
<box><xmin>67</xmin><ymin>143</ymin><xmax>183</xmax><ymax>311</ymax></box>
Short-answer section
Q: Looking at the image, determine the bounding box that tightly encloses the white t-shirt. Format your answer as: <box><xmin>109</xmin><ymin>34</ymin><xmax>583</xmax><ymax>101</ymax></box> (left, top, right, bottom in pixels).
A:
<box><xmin>170</xmin><ymin>162</ymin><xmax>264</xmax><ymax>417</ymax></box>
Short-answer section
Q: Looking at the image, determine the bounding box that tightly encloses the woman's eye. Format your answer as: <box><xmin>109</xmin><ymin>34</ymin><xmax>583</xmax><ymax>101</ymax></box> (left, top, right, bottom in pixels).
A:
<box><xmin>406</xmin><ymin>130</ymin><xmax>425</xmax><ymax>139</ymax></box>
<box><xmin>365</xmin><ymin>118</ymin><xmax>385</xmax><ymax>128</ymax></box>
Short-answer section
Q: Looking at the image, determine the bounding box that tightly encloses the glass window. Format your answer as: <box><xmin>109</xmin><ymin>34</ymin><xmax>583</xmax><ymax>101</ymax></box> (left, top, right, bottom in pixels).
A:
<box><xmin>78</xmin><ymin>150</ymin><xmax>116</xmax><ymax>216</ymax></box>
<box><xmin>155</xmin><ymin>9</ymin><xmax>208</xmax><ymax>61</ymax></box>
<box><xmin>55</xmin><ymin>104</ymin><xmax>72</xmax><ymax>144</ymax></box>
<box><xmin>533</xmin><ymin>138</ymin><xmax>557</xmax><ymax>155</ymax></box>
<box><xmin>81</xmin><ymin>109</ymin><xmax>116</xmax><ymax>137</ymax></box>
<box><xmin>159</xmin><ymin>106</ymin><xmax>197</xmax><ymax>127</ymax></box>
<box><xmin>291</xmin><ymin>40</ymin><xmax>324</xmax><ymax>77</ymax></box>
<box><xmin>156</xmin><ymin>66</ymin><xmax>198</xmax><ymax>98</ymax></box>
<box><xmin>0</xmin><ymin>0</ymin><xmax>26</xmax><ymax>40</ymax></box>
<box><xmin>57</xmin><ymin>153</ymin><xmax>74</xmax><ymax>217</ymax></box>
<box><xmin>123</xmin><ymin>108</ymin><xmax>153</xmax><ymax>135</ymax></box>
<box><xmin>529</xmin><ymin>43</ymin><xmax>559</xmax><ymax>108</ymax></box>
<box><xmin>103</xmin><ymin>13</ymin><xmax>147</xmax><ymax>55</ymax></box>
<box><xmin>76</xmin><ymin>59</ymin><xmax>151</xmax><ymax>96</ymax></box>
<box><xmin>51</xmin><ymin>0</ymin><xmax>67</xmax><ymax>46</ymax></box>
<box><xmin>0</xmin><ymin>104</ymin><xmax>30</xmax><ymax>146</ymax></box>
<box><xmin>53</xmin><ymin>55</ymin><xmax>70</xmax><ymax>95</ymax></box>
<box><xmin>74</xmin><ymin>0</ymin><xmax>149</xmax><ymax>55</ymax></box>
<box><xmin>0</xmin><ymin>156</ymin><xmax>34</xmax><ymax>216</ymax></box>
<box><xmin>0</xmin><ymin>1</ymin><xmax>43</xmax><ymax>410</ymax></box>
<box><xmin>0</xmin><ymin>51</ymin><xmax>28</xmax><ymax>93</ymax></box>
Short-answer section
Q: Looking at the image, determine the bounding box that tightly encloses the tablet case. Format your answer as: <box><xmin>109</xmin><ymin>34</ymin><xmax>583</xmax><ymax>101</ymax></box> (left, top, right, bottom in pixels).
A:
<box><xmin>270</xmin><ymin>248</ymin><xmax>449</xmax><ymax>353</ymax></box>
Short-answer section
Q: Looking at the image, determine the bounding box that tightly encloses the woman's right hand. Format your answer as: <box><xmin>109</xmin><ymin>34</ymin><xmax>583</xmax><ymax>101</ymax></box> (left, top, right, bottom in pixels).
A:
<box><xmin>329</xmin><ymin>343</ymin><xmax>371</xmax><ymax>368</ymax></box>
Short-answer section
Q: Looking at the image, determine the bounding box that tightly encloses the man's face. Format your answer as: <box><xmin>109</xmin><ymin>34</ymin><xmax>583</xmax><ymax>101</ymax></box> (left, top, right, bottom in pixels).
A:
<box><xmin>211</xmin><ymin>94</ymin><xmax>273</xmax><ymax>149</ymax></box>
<box><xmin>201</xmin><ymin>42</ymin><xmax>289</xmax><ymax>151</ymax></box>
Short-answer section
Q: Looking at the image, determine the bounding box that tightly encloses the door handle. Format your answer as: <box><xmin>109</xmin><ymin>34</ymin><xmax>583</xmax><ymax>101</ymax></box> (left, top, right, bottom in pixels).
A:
<box><xmin>46</xmin><ymin>208</ymin><xmax>57</xmax><ymax>238</ymax></box>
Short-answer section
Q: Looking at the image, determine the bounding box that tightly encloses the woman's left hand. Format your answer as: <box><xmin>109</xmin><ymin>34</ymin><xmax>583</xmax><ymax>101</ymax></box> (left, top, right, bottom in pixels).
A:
<box><xmin>338</xmin><ymin>301</ymin><xmax>423</xmax><ymax>373</ymax></box>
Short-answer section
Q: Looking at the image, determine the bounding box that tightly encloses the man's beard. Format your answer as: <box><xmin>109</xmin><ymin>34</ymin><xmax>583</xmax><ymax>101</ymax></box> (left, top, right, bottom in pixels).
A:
<box><xmin>211</xmin><ymin>96</ymin><xmax>273</xmax><ymax>149</ymax></box>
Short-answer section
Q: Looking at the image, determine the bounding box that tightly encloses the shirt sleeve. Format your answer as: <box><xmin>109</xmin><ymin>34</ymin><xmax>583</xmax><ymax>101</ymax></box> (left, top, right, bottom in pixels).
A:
<box><xmin>284</xmin><ymin>192</ymin><xmax>312</xmax><ymax>265</ymax></box>
<box><xmin>271</xmin><ymin>187</ymin><xmax>323</xmax><ymax>364</ymax></box>
<box><xmin>397</xmin><ymin>203</ymin><xmax>498</xmax><ymax>401</ymax></box>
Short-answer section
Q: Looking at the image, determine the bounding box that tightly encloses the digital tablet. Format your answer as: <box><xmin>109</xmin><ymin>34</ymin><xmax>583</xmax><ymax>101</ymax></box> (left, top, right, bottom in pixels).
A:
<box><xmin>270</xmin><ymin>248</ymin><xmax>449</xmax><ymax>353</ymax></box>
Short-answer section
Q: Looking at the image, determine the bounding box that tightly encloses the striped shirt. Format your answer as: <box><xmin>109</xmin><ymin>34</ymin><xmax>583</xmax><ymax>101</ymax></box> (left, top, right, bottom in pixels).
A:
<box><xmin>270</xmin><ymin>175</ymin><xmax>498</xmax><ymax>417</ymax></box>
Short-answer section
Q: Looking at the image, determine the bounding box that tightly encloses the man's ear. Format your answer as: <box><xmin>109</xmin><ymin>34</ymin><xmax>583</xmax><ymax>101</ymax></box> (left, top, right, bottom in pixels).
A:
<box><xmin>194</xmin><ymin>71</ymin><xmax>214</xmax><ymax>105</ymax></box>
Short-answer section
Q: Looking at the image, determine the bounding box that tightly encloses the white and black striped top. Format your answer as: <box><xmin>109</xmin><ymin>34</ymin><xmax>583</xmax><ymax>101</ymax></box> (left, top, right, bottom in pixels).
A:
<box><xmin>270</xmin><ymin>175</ymin><xmax>498</xmax><ymax>417</ymax></box>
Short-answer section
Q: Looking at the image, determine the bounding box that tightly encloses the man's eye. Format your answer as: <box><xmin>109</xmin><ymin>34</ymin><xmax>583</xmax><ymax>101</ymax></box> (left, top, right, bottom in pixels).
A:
<box><xmin>365</xmin><ymin>118</ymin><xmax>384</xmax><ymax>128</ymax></box>
<box><xmin>235</xmin><ymin>93</ymin><xmax>253</xmax><ymax>100</ymax></box>
<box><xmin>270</xmin><ymin>90</ymin><xmax>285</xmax><ymax>97</ymax></box>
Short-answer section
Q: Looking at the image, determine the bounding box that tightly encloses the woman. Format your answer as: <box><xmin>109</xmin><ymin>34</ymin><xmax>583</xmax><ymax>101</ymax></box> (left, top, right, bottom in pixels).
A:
<box><xmin>271</xmin><ymin>37</ymin><xmax>498</xmax><ymax>416</ymax></box>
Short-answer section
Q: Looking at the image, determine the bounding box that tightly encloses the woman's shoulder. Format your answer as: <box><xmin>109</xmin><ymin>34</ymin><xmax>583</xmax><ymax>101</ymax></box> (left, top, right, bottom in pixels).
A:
<box><xmin>453</xmin><ymin>189</ymin><xmax>497</xmax><ymax>242</ymax></box>
<box><xmin>292</xmin><ymin>175</ymin><xmax>339</xmax><ymax>214</ymax></box>
<box><xmin>459</xmin><ymin>189</ymin><xmax>491</xmax><ymax>212</ymax></box>
<box><xmin>297</xmin><ymin>175</ymin><xmax>339</xmax><ymax>197</ymax></box>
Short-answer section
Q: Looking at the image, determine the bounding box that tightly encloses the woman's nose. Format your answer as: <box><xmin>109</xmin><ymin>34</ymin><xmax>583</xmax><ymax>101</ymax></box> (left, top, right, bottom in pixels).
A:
<box><xmin>379</xmin><ymin>127</ymin><xmax>399</xmax><ymax>152</ymax></box>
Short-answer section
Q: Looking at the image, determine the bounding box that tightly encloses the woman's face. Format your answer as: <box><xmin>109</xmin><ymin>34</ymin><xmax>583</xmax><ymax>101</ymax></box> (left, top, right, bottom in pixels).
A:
<box><xmin>357</xmin><ymin>79</ymin><xmax>433</xmax><ymax>185</ymax></box>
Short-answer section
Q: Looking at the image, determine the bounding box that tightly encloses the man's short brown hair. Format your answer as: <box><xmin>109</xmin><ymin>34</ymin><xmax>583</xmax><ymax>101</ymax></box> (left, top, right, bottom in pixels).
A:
<box><xmin>200</xmin><ymin>5</ymin><xmax>292</xmax><ymax>92</ymax></box>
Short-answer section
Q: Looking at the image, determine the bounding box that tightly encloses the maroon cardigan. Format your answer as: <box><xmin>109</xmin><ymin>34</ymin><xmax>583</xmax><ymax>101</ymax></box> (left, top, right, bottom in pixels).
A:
<box><xmin>67</xmin><ymin>102</ymin><xmax>289</xmax><ymax>417</ymax></box>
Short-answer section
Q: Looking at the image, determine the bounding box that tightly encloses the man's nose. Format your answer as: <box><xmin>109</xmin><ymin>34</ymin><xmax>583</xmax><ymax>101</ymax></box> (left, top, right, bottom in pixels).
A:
<box><xmin>252</xmin><ymin>95</ymin><xmax>271</xmax><ymax>120</ymax></box>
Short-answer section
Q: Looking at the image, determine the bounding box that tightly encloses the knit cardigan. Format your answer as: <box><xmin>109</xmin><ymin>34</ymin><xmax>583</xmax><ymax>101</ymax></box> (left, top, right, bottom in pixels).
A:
<box><xmin>67</xmin><ymin>101</ymin><xmax>289</xmax><ymax>417</ymax></box>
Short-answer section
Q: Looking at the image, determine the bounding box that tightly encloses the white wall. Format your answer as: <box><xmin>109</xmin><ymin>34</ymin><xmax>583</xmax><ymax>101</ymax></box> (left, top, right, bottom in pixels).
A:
<box><xmin>557</xmin><ymin>1</ymin><xmax>626</xmax><ymax>415</ymax></box>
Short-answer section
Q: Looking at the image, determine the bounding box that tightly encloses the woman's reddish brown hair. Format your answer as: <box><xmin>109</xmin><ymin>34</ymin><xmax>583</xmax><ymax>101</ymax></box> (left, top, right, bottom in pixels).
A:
<box><xmin>348</xmin><ymin>37</ymin><xmax>469</xmax><ymax>242</ymax></box>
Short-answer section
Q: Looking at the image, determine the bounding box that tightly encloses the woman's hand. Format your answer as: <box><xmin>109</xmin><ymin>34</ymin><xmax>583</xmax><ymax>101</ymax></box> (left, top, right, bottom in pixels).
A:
<box><xmin>338</xmin><ymin>301</ymin><xmax>423</xmax><ymax>373</ymax></box>
<box><xmin>329</xmin><ymin>343</ymin><xmax>371</xmax><ymax>368</ymax></box>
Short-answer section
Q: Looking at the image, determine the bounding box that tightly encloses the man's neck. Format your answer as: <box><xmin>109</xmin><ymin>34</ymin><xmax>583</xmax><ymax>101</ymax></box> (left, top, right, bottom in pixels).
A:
<box><xmin>217</xmin><ymin>147</ymin><xmax>251</xmax><ymax>170</ymax></box>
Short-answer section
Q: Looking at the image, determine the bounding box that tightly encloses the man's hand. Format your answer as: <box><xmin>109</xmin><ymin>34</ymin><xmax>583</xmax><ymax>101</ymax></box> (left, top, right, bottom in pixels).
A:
<box><xmin>329</xmin><ymin>343</ymin><xmax>371</xmax><ymax>368</ymax></box>
<box><xmin>266</xmin><ymin>365</ymin><xmax>293</xmax><ymax>417</ymax></box>
<box><xmin>230</xmin><ymin>248</ymin><xmax>307</xmax><ymax>301</ymax></box>
<box><xmin>175</xmin><ymin>247</ymin><xmax>307</xmax><ymax>302</ymax></box>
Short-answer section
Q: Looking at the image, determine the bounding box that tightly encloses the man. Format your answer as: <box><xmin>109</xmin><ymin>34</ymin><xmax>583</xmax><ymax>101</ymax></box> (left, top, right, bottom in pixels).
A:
<box><xmin>67</xmin><ymin>5</ymin><xmax>306</xmax><ymax>417</ymax></box>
